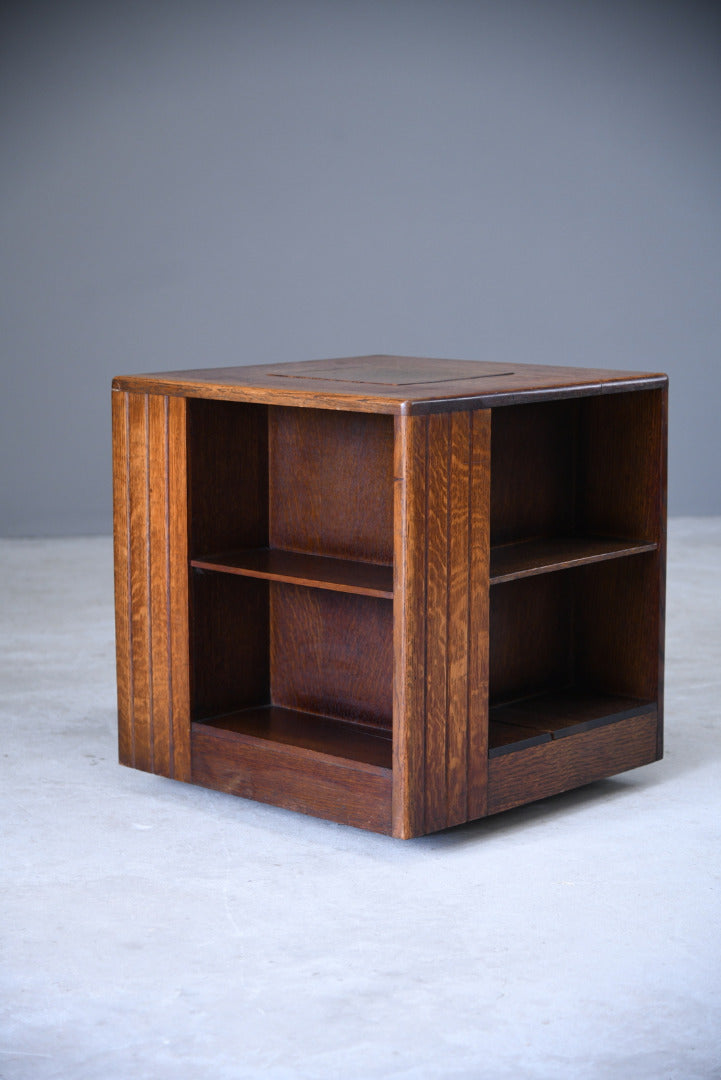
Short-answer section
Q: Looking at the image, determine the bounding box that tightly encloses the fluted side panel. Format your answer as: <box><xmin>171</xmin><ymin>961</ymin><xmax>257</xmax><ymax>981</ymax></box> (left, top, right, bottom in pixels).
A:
<box><xmin>393</xmin><ymin>409</ymin><xmax>490</xmax><ymax>837</ymax></box>
<box><xmin>112</xmin><ymin>391</ymin><xmax>190</xmax><ymax>780</ymax></box>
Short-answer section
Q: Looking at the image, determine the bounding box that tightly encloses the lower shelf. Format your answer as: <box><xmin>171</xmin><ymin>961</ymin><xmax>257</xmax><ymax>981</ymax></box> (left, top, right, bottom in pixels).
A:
<box><xmin>194</xmin><ymin>705</ymin><xmax>392</xmax><ymax>768</ymax></box>
<box><xmin>191</xmin><ymin>706</ymin><xmax>393</xmax><ymax>834</ymax></box>
<box><xmin>488</xmin><ymin>689</ymin><xmax>656</xmax><ymax>757</ymax></box>
<box><xmin>487</xmin><ymin>709</ymin><xmax>659</xmax><ymax>815</ymax></box>
<box><xmin>188</xmin><ymin>696</ymin><xmax>658</xmax><ymax>834</ymax></box>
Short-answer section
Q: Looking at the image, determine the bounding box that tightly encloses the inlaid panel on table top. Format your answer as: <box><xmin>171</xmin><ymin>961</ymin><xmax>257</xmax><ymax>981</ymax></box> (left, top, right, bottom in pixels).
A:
<box><xmin>112</xmin><ymin>355</ymin><xmax>667</xmax><ymax>414</ymax></box>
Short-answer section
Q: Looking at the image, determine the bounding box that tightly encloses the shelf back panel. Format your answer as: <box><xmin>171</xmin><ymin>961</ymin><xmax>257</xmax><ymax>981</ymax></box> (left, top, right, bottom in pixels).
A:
<box><xmin>269</xmin><ymin>406</ymin><xmax>394</xmax><ymax>564</ymax></box>
<box><xmin>489</xmin><ymin>553</ymin><xmax>660</xmax><ymax>707</ymax></box>
<box><xmin>270</xmin><ymin>582</ymin><xmax>393</xmax><ymax>729</ymax></box>
<box><xmin>191</xmin><ymin>572</ymin><xmax>270</xmax><ymax>720</ymax></box>
<box><xmin>579</xmin><ymin>388</ymin><xmax>665</xmax><ymax>543</ymax></box>
<box><xmin>188</xmin><ymin>399</ymin><xmax>269</xmax><ymax>558</ymax></box>
<box><xmin>491</xmin><ymin>389</ymin><xmax>665</xmax><ymax>548</ymax></box>
<box><xmin>574</xmin><ymin>554</ymin><xmax>660</xmax><ymax>702</ymax></box>
<box><xmin>491</xmin><ymin>400</ymin><xmax>577</xmax><ymax>546</ymax></box>
<box><xmin>489</xmin><ymin>572</ymin><xmax>574</xmax><ymax>705</ymax></box>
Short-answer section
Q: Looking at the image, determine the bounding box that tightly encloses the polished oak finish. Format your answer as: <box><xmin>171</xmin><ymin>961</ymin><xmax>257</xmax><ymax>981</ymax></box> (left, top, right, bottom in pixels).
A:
<box><xmin>270</xmin><ymin>583</ymin><xmax>393</xmax><ymax>730</ymax></box>
<box><xmin>392</xmin><ymin>409</ymin><xmax>490</xmax><ymax>837</ymax></box>
<box><xmin>488</xmin><ymin>691</ymin><xmax>655</xmax><ymax>756</ymax></box>
<box><xmin>113</xmin><ymin>355</ymin><xmax>667</xmax><ymax>414</ymax></box>
<box><xmin>195</xmin><ymin>706</ymin><xmax>392</xmax><ymax>769</ymax></box>
<box><xmin>268</xmin><ymin>406</ymin><xmax>394</xmax><ymax>564</ymax></box>
<box><xmin>488</xmin><ymin>712</ymin><xmax>658</xmax><ymax>814</ymax></box>
<box><xmin>192</xmin><ymin>718</ymin><xmax>392</xmax><ymax>834</ymax></box>
<box><xmin>112</xmin><ymin>391</ymin><xmax>191</xmax><ymax>781</ymax></box>
<box><xmin>112</xmin><ymin>356</ymin><xmax>667</xmax><ymax>837</ymax></box>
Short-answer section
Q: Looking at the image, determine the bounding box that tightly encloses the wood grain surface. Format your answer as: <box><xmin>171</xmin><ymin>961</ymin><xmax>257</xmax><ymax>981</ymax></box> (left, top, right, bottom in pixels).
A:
<box><xmin>487</xmin><ymin>711</ymin><xmax>658</xmax><ymax>814</ymax></box>
<box><xmin>270</xmin><ymin>583</ymin><xmax>393</xmax><ymax>729</ymax></box>
<box><xmin>392</xmin><ymin>409</ymin><xmax>490</xmax><ymax>837</ymax></box>
<box><xmin>269</xmin><ymin>406</ymin><xmax>394</xmax><ymax>564</ymax></box>
<box><xmin>191</xmin><ymin>721</ymin><xmax>393</xmax><ymax>834</ymax></box>
<box><xmin>112</xmin><ymin>355</ymin><xmax>667</xmax><ymax>416</ymax></box>
<box><xmin>112</xmin><ymin>390</ymin><xmax>191</xmax><ymax>780</ymax></box>
<box><xmin>195</xmin><ymin>705</ymin><xmax>392</xmax><ymax>769</ymax></box>
<box><xmin>489</xmin><ymin>690</ymin><xmax>655</xmax><ymax>756</ymax></box>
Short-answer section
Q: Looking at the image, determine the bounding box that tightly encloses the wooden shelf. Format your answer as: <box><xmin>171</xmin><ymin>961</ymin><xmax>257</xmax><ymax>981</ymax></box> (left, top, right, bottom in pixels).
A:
<box><xmin>488</xmin><ymin>689</ymin><xmax>656</xmax><ymax>757</ymax></box>
<box><xmin>487</xmin><ymin>721</ymin><xmax>552</xmax><ymax>755</ymax></box>
<box><xmin>191</xmin><ymin>706</ymin><xmax>393</xmax><ymax>833</ymax></box>
<box><xmin>487</xmin><ymin>711</ymin><xmax>659</xmax><ymax>815</ymax></box>
<box><xmin>490</xmin><ymin>537</ymin><xmax>657</xmax><ymax>585</ymax></box>
<box><xmin>193</xmin><ymin>705</ymin><xmax>392</xmax><ymax>770</ymax></box>
<box><xmin>191</xmin><ymin>548</ymin><xmax>393</xmax><ymax>599</ymax></box>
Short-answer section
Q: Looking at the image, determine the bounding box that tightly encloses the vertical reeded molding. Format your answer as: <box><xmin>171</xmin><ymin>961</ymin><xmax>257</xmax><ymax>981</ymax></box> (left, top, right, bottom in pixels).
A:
<box><xmin>392</xmin><ymin>414</ymin><xmax>427</xmax><ymax>838</ymax></box>
<box><xmin>112</xmin><ymin>390</ymin><xmax>134</xmax><ymax>767</ymax></box>
<box><xmin>111</xmin><ymin>390</ymin><xmax>191</xmax><ymax>781</ymax></box>
<box><xmin>392</xmin><ymin>408</ymin><xmax>491</xmax><ymax>837</ymax></box>
<box><xmin>168</xmin><ymin>396</ymin><xmax>192</xmax><ymax>781</ymax></box>
<box><xmin>467</xmin><ymin>409</ymin><xmax>491</xmax><ymax>820</ymax></box>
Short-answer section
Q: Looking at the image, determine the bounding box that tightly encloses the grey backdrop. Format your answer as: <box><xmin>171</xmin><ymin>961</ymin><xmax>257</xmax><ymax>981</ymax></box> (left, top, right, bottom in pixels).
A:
<box><xmin>2</xmin><ymin>0</ymin><xmax>719</xmax><ymax>536</ymax></box>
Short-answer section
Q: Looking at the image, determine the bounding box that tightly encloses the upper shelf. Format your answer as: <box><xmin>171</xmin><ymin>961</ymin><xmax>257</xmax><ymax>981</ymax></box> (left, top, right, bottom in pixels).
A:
<box><xmin>488</xmin><ymin>688</ymin><xmax>656</xmax><ymax>757</ymax></box>
<box><xmin>194</xmin><ymin>537</ymin><xmax>656</xmax><ymax>593</ymax></box>
<box><xmin>191</xmin><ymin>547</ymin><xmax>394</xmax><ymax>599</ymax></box>
<box><xmin>489</xmin><ymin>536</ymin><xmax>657</xmax><ymax>585</ymax></box>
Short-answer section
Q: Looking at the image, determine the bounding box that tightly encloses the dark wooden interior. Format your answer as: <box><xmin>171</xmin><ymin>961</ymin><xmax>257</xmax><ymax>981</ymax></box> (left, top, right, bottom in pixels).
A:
<box><xmin>491</xmin><ymin>399</ymin><xmax>577</xmax><ymax>546</ymax></box>
<box><xmin>188</xmin><ymin>400</ymin><xmax>395</xmax><ymax>760</ymax></box>
<box><xmin>487</xmin><ymin>388</ymin><xmax>664</xmax><ymax>758</ymax></box>
<box><xmin>191</xmin><ymin>572</ymin><xmax>269</xmax><ymax>721</ymax></box>
<box><xmin>270</xmin><ymin>583</ymin><xmax>393</xmax><ymax>729</ymax></box>
<box><xmin>188</xmin><ymin>399</ymin><xmax>269</xmax><ymax>557</ymax></box>
<box><xmin>269</xmin><ymin>406</ymin><xmax>394</xmax><ymax>565</ymax></box>
<box><xmin>188</xmin><ymin>388</ymin><xmax>664</xmax><ymax>771</ymax></box>
<box><xmin>192</xmin><ymin>705</ymin><xmax>392</xmax><ymax>769</ymax></box>
<box><xmin>490</xmin><ymin>390</ymin><xmax>664</xmax><ymax>546</ymax></box>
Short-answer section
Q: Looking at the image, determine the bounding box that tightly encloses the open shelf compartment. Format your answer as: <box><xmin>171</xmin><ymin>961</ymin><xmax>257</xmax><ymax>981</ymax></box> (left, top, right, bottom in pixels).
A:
<box><xmin>487</xmin><ymin>388</ymin><xmax>664</xmax><ymax>771</ymax></box>
<box><xmin>487</xmin><ymin>553</ymin><xmax>661</xmax><ymax>759</ymax></box>
<box><xmin>186</xmin><ymin>399</ymin><xmax>395</xmax><ymax>824</ymax></box>
<box><xmin>490</xmin><ymin>391</ymin><xmax>663</xmax><ymax>580</ymax></box>
<box><xmin>191</xmin><ymin>702</ymin><xmax>393</xmax><ymax>834</ymax></box>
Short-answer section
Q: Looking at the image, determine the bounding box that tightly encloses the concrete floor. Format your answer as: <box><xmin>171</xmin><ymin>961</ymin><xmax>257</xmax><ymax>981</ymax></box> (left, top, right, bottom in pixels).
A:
<box><xmin>1</xmin><ymin>520</ymin><xmax>720</xmax><ymax>1080</ymax></box>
